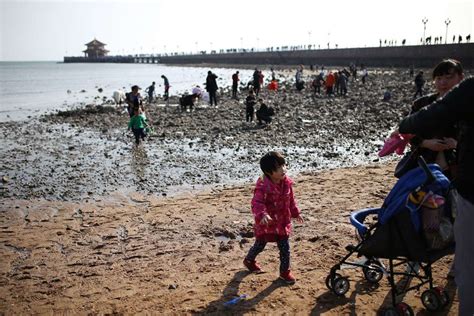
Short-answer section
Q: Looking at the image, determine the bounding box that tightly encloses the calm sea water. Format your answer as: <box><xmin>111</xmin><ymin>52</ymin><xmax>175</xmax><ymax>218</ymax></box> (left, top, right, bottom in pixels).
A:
<box><xmin>0</xmin><ymin>62</ymin><xmax>254</xmax><ymax>122</ymax></box>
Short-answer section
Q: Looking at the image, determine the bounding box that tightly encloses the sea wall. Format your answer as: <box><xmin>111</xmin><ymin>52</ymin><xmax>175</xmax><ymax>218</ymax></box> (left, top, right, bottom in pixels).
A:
<box><xmin>159</xmin><ymin>43</ymin><xmax>474</xmax><ymax>68</ymax></box>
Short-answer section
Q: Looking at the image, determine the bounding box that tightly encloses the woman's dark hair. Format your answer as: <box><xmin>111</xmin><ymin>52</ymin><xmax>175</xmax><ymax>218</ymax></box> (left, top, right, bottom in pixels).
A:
<box><xmin>260</xmin><ymin>151</ymin><xmax>286</xmax><ymax>175</ymax></box>
<box><xmin>432</xmin><ymin>59</ymin><xmax>463</xmax><ymax>79</ymax></box>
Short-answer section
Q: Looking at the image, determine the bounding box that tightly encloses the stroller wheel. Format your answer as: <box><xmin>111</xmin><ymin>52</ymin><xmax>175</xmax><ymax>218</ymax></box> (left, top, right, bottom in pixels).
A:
<box><xmin>363</xmin><ymin>260</ymin><xmax>384</xmax><ymax>283</ymax></box>
<box><xmin>395</xmin><ymin>302</ymin><xmax>414</xmax><ymax>316</ymax></box>
<box><xmin>421</xmin><ymin>289</ymin><xmax>442</xmax><ymax>311</ymax></box>
<box><xmin>325</xmin><ymin>273</ymin><xmax>341</xmax><ymax>290</ymax></box>
<box><xmin>381</xmin><ymin>307</ymin><xmax>399</xmax><ymax>316</ymax></box>
<box><xmin>331</xmin><ymin>276</ymin><xmax>350</xmax><ymax>296</ymax></box>
<box><xmin>434</xmin><ymin>286</ymin><xmax>450</xmax><ymax>307</ymax></box>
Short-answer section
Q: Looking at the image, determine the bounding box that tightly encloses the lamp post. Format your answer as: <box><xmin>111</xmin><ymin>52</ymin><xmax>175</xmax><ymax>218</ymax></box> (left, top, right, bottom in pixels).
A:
<box><xmin>257</xmin><ymin>37</ymin><xmax>260</xmax><ymax>51</ymax></box>
<box><xmin>422</xmin><ymin>17</ymin><xmax>428</xmax><ymax>44</ymax></box>
<box><xmin>240</xmin><ymin>37</ymin><xmax>243</xmax><ymax>50</ymax></box>
<box><xmin>308</xmin><ymin>31</ymin><xmax>312</xmax><ymax>49</ymax></box>
<box><xmin>444</xmin><ymin>18</ymin><xmax>451</xmax><ymax>44</ymax></box>
<box><xmin>195</xmin><ymin>41</ymin><xmax>198</xmax><ymax>53</ymax></box>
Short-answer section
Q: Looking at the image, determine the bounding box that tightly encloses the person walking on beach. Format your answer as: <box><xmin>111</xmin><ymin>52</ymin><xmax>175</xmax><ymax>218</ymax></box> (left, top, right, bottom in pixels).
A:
<box><xmin>399</xmin><ymin>77</ymin><xmax>474</xmax><ymax>316</ymax></box>
<box><xmin>259</xmin><ymin>70</ymin><xmax>264</xmax><ymax>89</ymax></box>
<box><xmin>311</xmin><ymin>73</ymin><xmax>325</xmax><ymax>95</ymax></box>
<box><xmin>232</xmin><ymin>71</ymin><xmax>240</xmax><ymax>99</ymax></box>
<box><xmin>245</xmin><ymin>89</ymin><xmax>256</xmax><ymax>122</ymax></box>
<box><xmin>179</xmin><ymin>93</ymin><xmax>199</xmax><ymax>112</ymax></box>
<box><xmin>339</xmin><ymin>71</ymin><xmax>348</xmax><ymax>96</ymax></box>
<box><xmin>145</xmin><ymin>81</ymin><xmax>155</xmax><ymax>103</ymax></box>
<box><xmin>361</xmin><ymin>68</ymin><xmax>368</xmax><ymax>85</ymax></box>
<box><xmin>205</xmin><ymin>71</ymin><xmax>219</xmax><ymax>106</ymax></box>
<box><xmin>128</xmin><ymin>106</ymin><xmax>148</xmax><ymax>145</ymax></box>
<box><xmin>253</xmin><ymin>68</ymin><xmax>261</xmax><ymax>96</ymax></box>
<box><xmin>125</xmin><ymin>85</ymin><xmax>142</xmax><ymax>117</ymax></box>
<box><xmin>325</xmin><ymin>71</ymin><xmax>335</xmax><ymax>96</ymax></box>
<box><xmin>295</xmin><ymin>65</ymin><xmax>304</xmax><ymax>91</ymax></box>
<box><xmin>413</xmin><ymin>71</ymin><xmax>425</xmax><ymax>99</ymax></box>
<box><xmin>256</xmin><ymin>98</ymin><xmax>274</xmax><ymax>125</ymax></box>
<box><xmin>393</xmin><ymin>59</ymin><xmax>464</xmax><ymax>276</ymax></box>
<box><xmin>161</xmin><ymin>75</ymin><xmax>170</xmax><ymax>101</ymax></box>
<box><xmin>243</xmin><ymin>151</ymin><xmax>304</xmax><ymax>284</ymax></box>
<box><xmin>334</xmin><ymin>71</ymin><xmax>340</xmax><ymax>94</ymax></box>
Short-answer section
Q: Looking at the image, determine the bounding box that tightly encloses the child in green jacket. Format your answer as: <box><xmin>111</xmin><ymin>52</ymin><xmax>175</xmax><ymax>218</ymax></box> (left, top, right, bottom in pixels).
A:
<box><xmin>128</xmin><ymin>106</ymin><xmax>148</xmax><ymax>145</ymax></box>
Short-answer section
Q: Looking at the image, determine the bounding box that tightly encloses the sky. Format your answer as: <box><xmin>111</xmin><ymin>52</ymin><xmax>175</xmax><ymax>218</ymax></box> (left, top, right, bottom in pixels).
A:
<box><xmin>0</xmin><ymin>0</ymin><xmax>473</xmax><ymax>61</ymax></box>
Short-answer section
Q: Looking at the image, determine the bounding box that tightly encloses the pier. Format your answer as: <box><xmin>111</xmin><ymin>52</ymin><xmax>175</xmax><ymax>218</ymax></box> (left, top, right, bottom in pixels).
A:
<box><xmin>64</xmin><ymin>43</ymin><xmax>474</xmax><ymax>68</ymax></box>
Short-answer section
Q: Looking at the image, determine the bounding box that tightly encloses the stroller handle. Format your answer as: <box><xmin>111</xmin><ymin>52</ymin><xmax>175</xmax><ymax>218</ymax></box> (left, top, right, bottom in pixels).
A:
<box><xmin>350</xmin><ymin>208</ymin><xmax>381</xmax><ymax>237</ymax></box>
<box><xmin>417</xmin><ymin>156</ymin><xmax>435</xmax><ymax>185</ymax></box>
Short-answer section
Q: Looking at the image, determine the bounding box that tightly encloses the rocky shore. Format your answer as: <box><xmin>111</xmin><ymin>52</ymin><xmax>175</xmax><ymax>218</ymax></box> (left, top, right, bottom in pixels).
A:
<box><xmin>0</xmin><ymin>68</ymin><xmax>423</xmax><ymax>201</ymax></box>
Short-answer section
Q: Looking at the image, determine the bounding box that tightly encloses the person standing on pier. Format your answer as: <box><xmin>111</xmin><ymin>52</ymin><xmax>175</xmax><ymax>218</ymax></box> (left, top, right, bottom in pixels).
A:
<box><xmin>161</xmin><ymin>75</ymin><xmax>170</xmax><ymax>101</ymax></box>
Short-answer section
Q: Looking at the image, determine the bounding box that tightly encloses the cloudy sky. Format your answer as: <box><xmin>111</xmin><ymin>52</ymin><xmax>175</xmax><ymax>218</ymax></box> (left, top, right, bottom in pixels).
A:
<box><xmin>0</xmin><ymin>0</ymin><xmax>472</xmax><ymax>61</ymax></box>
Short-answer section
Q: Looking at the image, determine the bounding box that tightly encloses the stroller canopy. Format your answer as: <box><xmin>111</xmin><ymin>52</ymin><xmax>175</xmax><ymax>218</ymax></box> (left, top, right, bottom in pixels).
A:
<box><xmin>378</xmin><ymin>164</ymin><xmax>450</xmax><ymax>231</ymax></box>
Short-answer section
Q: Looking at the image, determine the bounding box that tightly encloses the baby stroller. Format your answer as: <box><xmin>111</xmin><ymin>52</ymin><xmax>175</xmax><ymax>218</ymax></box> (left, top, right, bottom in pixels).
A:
<box><xmin>326</xmin><ymin>158</ymin><xmax>455</xmax><ymax>315</ymax></box>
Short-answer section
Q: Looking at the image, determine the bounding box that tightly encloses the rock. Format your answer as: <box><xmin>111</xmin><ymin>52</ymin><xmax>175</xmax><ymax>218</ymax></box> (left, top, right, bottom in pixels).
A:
<box><xmin>219</xmin><ymin>241</ymin><xmax>233</xmax><ymax>252</ymax></box>
<box><xmin>2</xmin><ymin>176</ymin><xmax>9</xmax><ymax>183</ymax></box>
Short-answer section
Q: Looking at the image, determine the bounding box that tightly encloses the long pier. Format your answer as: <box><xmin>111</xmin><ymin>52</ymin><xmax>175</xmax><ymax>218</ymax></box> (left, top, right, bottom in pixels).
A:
<box><xmin>63</xmin><ymin>55</ymin><xmax>158</xmax><ymax>64</ymax></box>
<box><xmin>64</xmin><ymin>43</ymin><xmax>474</xmax><ymax>68</ymax></box>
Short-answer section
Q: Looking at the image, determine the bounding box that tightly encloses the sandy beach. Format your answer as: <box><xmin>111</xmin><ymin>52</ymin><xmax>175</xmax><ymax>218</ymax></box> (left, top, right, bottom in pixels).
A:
<box><xmin>1</xmin><ymin>67</ymin><xmax>466</xmax><ymax>314</ymax></box>
<box><xmin>0</xmin><ymin>162</ymin><xmax>458</xmax><ymax>314</ymax></box>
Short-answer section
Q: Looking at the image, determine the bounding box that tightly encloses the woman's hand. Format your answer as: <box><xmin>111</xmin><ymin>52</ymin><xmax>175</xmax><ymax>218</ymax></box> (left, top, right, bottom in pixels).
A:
<box><xmin>421</xmin><ymin>139</ymin><xmax>452</xmax><ymax>151</ymax></box>
<box><xmin>442</xmin><ymin>137</ymin><xmax>457</xmax><ymax>149</ymax></box>
<box><xmin>260</xmin><ymin>214</ymin><xmax>273</xmax><ymax>225</ymax></box>
<box><xmin>389</xmin><ymin>129</ymin><xmax>400</xmax><ymax>138</ymax></box>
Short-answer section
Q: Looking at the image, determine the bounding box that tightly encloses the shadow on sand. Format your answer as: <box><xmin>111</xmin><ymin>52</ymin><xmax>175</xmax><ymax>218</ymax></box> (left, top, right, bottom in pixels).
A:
<box><xmin>376</xmin><ymin>270</ymin><xmax>457</xmax><ymax>314</ymax></box>
<box><xmin>193</xmin><ymin>270</ymin><xmax>286</xmax><ymax>315</ymax></box>
<box><xmin>311</xmin><ymin>279</ymin><xmax>380</xmax><ymax>315</ymax></box>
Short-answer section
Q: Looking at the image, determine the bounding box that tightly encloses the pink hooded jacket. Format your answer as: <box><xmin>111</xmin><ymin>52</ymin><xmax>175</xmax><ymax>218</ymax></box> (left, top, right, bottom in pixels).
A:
<box><xmin>251</xmin><ymin>175</ymin><xmax>300</xmax><ymax>241</ymax></box>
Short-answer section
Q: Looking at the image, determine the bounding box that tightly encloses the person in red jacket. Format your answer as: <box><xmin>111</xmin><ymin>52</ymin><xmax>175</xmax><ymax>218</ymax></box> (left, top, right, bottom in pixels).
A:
<box><xmin>325</xmin><ymin>71</ymin><xmax>335</xmax><ymax>96</ymax></box>
<box><xmin>243</xmin><ymin>151</ymin><xmax>304</xmax><ymax>284</ymax></box>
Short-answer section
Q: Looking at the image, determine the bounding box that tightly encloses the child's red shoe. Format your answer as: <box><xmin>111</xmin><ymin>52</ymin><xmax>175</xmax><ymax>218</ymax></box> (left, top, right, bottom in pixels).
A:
<box><xmin>243</xmin><ymin>259</ymin><xmax>262</xmax><ymax>273</ymax></box>
<box><xmin>279</xmin><ymin>270</ymin><xmax>296</xmax><ymax>284</ymax></box>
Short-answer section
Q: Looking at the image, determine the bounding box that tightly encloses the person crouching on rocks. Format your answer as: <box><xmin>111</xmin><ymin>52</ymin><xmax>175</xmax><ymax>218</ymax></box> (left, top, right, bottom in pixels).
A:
<box><xmin>256</xmin><ymin>98</ymin><xmax>274</xmax><ymax>125</ymax></box>
<box><xmin>245</xmin><ymin>89</ymin><xmax>256</xmax><ymax>122</ymax></box>
<box><xmin>243</xmin><ymin>151</ymin><xmax>304</xmax><ymax>284</ymax></box>
<box><xmin>179</xmin><ymin>93</ymin><xmax>199</xmax><ymax>112</ymax></box>
<box><xmin>128</xmin><ymin>106</ymin><xmax>148</xmax><ymax>145</ymax></box>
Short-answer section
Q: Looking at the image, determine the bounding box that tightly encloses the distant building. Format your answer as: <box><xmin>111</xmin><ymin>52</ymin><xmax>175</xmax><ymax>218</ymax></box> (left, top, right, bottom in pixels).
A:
<box><xmin>83</xmin><ymin>39</ymin><xmax>109</xmax><ymax>58</ymax></box>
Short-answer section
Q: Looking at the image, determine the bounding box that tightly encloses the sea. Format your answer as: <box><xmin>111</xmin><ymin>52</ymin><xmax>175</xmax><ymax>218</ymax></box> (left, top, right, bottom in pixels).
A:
<box><xmin>0</xmin><ymin>62</ymin><xmax>254</xmax><ymax>122</ymax></box>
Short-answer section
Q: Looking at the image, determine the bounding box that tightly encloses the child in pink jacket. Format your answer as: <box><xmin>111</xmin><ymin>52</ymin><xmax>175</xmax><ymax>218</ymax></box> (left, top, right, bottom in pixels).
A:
<box><xmin>243</xmin><ymin>151</ymin><xmax>304</xmax><ymax>284</ymax></box>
